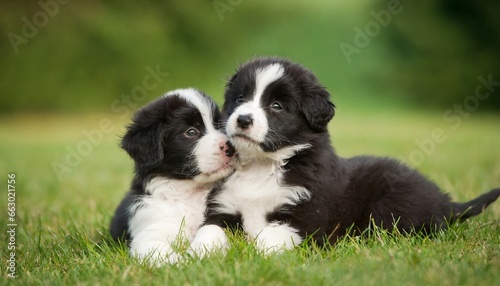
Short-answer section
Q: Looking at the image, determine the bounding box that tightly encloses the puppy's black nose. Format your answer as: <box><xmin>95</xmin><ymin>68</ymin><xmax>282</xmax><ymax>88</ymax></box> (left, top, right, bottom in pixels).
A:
<box><xmin>237</xmin><ymin>114</ymin><xmax>253</xmax><ymax>129</ymax></box>
<box><xmin>225</xmin><ymin>141</ymin><xmax>235</xmax><ymax>157</ymax></box>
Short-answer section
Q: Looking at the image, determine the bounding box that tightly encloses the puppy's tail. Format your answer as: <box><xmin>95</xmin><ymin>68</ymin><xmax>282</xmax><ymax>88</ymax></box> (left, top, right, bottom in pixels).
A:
<box><xmin>451</xmin><ymin>188</ymin><xmax>500</xmax><ymax>222</ymax></box>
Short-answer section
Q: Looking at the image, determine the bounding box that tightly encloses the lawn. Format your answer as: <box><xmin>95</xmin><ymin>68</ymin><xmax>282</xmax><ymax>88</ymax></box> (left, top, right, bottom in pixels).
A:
<box><xmin>0</xmin><ymin>108</ymin><xmax>499</xmax><ymax>285</ymax></box>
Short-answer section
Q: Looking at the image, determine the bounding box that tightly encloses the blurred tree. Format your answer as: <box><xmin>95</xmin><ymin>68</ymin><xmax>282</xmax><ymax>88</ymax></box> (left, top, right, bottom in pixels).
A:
<box><xmin>381</xmin><ymin>0</ymin><xmax>500</xmax><ymax>110</ymax></box>
<box><xmin>0</xmin><ymin>0</ymin><xmax>287</xmax><ymax>113</ymax></box>
<box><xmin>1</xmin><ymin>1</ymin><xmax>498</xmax><ymax>112</ymax></box>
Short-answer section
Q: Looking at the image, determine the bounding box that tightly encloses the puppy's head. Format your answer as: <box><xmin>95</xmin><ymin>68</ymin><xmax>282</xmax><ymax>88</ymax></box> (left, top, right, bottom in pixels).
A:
<box><xmin>222</xmin><ymin>57</ymin><xmax>335</xmax><ymax>159</ymax></box>
<box><xmin>121</xmin><ymin>88</ymin><xmax>235</xmax><ymax>184</ymax></box>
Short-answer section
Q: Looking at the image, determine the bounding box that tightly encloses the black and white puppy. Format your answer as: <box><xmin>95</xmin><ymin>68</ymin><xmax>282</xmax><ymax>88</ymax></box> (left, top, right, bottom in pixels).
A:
<box><xmin>190</xmin><ymin>57</ymin><xmax>500</xmax><ymax>255</ymax></box>
<box><xmin>110</xmin><ymin>88</ymin><xmax>235</xmax><ymax>264</ymax></box>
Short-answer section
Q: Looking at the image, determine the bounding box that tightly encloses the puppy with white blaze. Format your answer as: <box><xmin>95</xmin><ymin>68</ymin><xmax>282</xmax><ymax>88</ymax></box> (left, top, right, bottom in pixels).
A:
<box><xmin>190</xmin><ymin>57</ymin><xmax>500</xmax><ymax>255</ymax></box>
<box><xmin>110</xmin><ymin>88</ymin><xmax>236</xmax><ymax>264</ymax></box>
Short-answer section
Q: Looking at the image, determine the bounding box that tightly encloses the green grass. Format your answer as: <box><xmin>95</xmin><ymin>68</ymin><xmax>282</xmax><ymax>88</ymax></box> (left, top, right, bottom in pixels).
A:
<box><xmin>0</xmin><ymin>108</ymin><xmax>499</xmax><ymax>285</ymax></box>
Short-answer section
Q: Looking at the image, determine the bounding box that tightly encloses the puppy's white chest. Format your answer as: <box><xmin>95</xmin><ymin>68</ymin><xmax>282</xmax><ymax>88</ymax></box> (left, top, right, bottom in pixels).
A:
<box><xmin>215</xmin><ymin>162</ymin><xmax>310</xmax><ymax>238</ymax></box>
<box><xmin>129</xmin><ymin>178</ymin><xmax>209</xmax><ymax>242</ymax></box>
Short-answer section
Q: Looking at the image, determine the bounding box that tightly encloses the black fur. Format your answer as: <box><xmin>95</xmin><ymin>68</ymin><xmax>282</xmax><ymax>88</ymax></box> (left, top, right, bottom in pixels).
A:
<box><xmin>205</xmin><ymin>57</ymin><xmax>500</xmax><ymax>246</ymax></box>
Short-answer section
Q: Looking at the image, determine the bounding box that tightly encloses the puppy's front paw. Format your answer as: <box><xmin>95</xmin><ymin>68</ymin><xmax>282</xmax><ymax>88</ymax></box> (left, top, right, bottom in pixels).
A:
<box><xmin>255</xmin><ymin>223</ymin><xmax>302</xmax><ymax>255</ymax></box>
<box><xmin>189</xmin><ymin>225</ymin><xmax>229</xmax><ymax>259</ymax></box>
<box><xmin>130</xmin><ymin>240</ymin><xmax>182</xmax><ymax>266</ymax></box>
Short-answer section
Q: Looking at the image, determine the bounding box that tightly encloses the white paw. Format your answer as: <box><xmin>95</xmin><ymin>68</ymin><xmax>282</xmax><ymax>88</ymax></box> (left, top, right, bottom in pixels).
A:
<box><xmin>189</xmin><ymin>225</ymin><xmax>229</xmax><ymax>259</ymax></box>
<box><xmin>130</xmin><ymin>241</ymin><xmax>181</xmax><ymax>266</ymax></box>
<box><xmin>255</xmin><ymin>223</ymin><xmax>302</xmax><ymax>255</ymax></box>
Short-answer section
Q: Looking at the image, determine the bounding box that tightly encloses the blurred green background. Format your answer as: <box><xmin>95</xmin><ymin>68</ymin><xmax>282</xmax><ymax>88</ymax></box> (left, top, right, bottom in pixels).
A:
<box><xmin>1</xmin><ymin>0</ymin><xmax>499</xmax><ymax>113</ymax></box>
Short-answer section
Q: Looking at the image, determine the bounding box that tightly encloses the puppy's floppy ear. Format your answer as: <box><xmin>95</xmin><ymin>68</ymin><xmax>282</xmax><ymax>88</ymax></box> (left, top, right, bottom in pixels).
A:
<box><xmin>300</xmin><ymin>82</ymin><xmax>335</xmax><ymax>132</ymax></box>
<box><xmin>121</xmin><ymin>122</ymin><xmax>164</xmax><ymax>169</ymax></box>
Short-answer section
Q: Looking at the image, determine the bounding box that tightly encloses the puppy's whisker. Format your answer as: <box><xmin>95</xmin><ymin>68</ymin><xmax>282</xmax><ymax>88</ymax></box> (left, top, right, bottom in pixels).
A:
<box><xmin>266</xmin><ymin>128</ymin><xmax>300</xmax><ymax>147</ymax></box>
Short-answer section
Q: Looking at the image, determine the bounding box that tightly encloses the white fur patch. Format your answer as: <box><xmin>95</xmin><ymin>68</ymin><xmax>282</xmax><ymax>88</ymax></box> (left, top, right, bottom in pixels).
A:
<box><xmin>128</xmin><ymin>177</ymin><xmax>210</xmax><ymax>264</ymax></box>
<box><xmin>264</xmin><ymin>144</ymin><xmax>312</xmax><ymax>165</ymax></box>
<box><xmin>188</xmin><ymin>224</ymin><xmax>229</xmax><ymax>258</ymax></box>
<box><xmin>255</xmin><ymin>223</ymin><xmax>302</xmax><ymax>254</ymax></box>
<box><xmin>164</xmin><ymin>88</ymin><xmax>216</xmax><ymax>133</ymax></box>
<box><xmin>254</xmin><ymin>64</ymin><xmax>285</xmax><ymax>104</ymax></box>
<box><xmin>211</xmin><ymin>156</ymin><xmax>311</xmax><ymax>251</ymax></box>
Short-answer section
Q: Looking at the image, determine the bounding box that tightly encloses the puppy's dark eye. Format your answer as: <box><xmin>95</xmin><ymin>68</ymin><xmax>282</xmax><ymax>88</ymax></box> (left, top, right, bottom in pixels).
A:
<box><xmin>271</xmin><ymin>102</ymin><xmax>282</xmax><ymax>111</ymax></box>
<box><xmin>236</xmin><ymin>95</ymin><xmax>245</xmax><ymax>104</ymax></box>
<box><xmin>184</xmin><ymin>128</ymin><xmax>200</xmax><ymax>138</ymax></box>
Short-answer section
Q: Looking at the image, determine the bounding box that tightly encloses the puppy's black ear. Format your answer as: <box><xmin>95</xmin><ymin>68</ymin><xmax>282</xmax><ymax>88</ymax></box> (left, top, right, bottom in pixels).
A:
<box><xmin>222</xmin><ymin>72</ymin><xmax>239</xmax><ymax>120</ymax></box>
<box><xmin>121</xmin><ymin>122</ymin><xmax>164</xmax><ymax>169</ymax></box>
<box><xmin>300</xmin><ymin>82</ymin><xmax>335</xmax><ymax>132</ymax></box>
